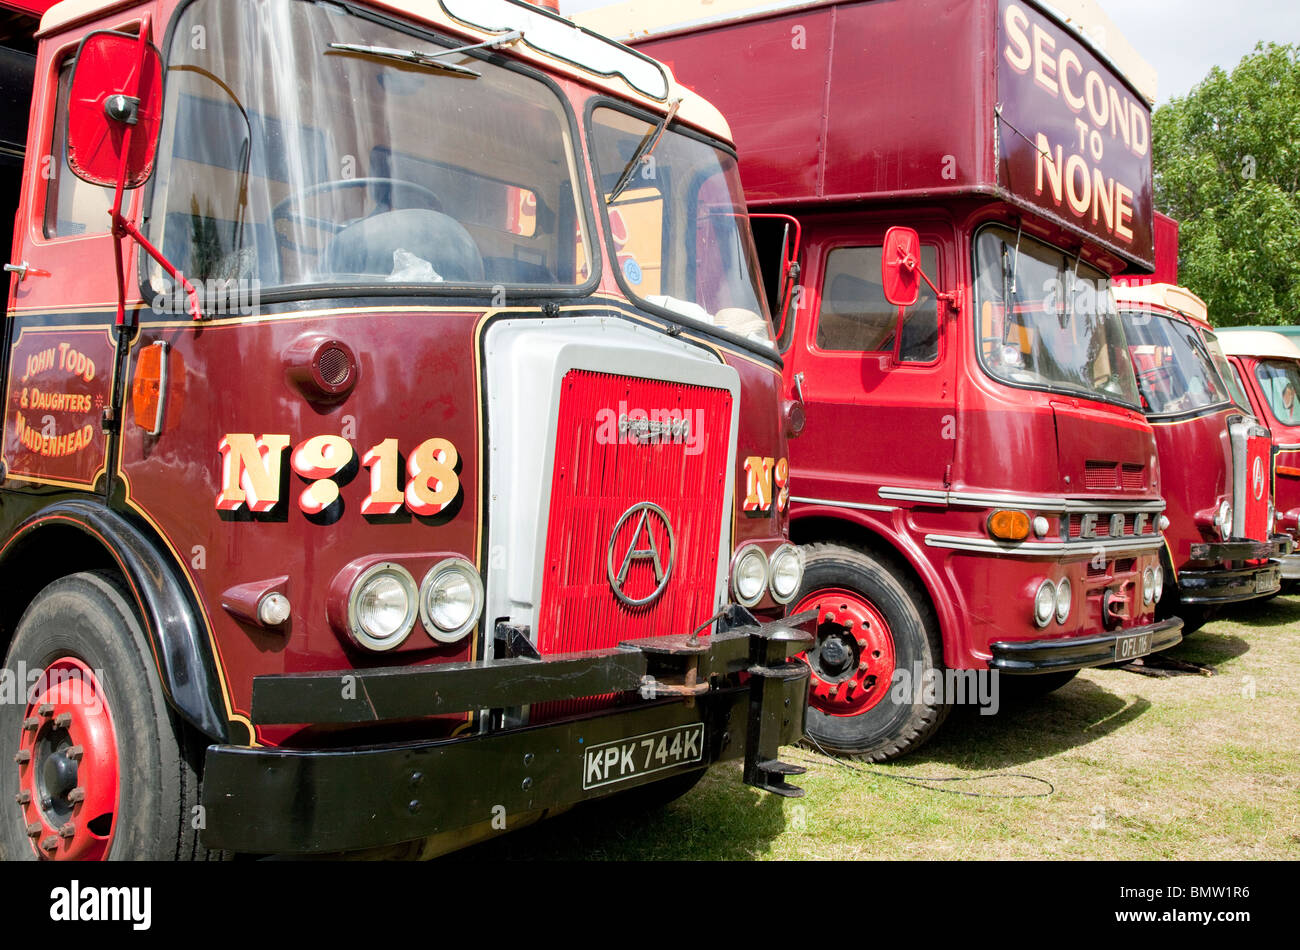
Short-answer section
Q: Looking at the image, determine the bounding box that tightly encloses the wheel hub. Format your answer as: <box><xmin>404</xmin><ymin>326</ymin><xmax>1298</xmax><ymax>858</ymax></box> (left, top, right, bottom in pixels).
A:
<box><xmin>14</xmin><ymin>658</ymin><xmax>118</xmax><ymax>860</ymax></box>
<box><xmin>794</xmin><ymin>588</ymin><xmax>898</xmax><ymax>717</ymax></box>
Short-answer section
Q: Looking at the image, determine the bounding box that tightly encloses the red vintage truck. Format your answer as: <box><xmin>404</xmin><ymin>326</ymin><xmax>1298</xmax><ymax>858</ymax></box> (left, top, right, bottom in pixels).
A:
<box><xmin>1217</xmin><ymin>328</ymin><xmax>1300</xmax><ymax>588</ymax></box>
<box><xmin>1112</xmin><ymin>281</ymin><xmax>1290</xmax><ymax>628</ymax></box>
<box><xmin>0</xmin><ymin>0</ymin><xmax>813</xmax><ymax>860</ymax></box>
<box><xmin>585</xmin><ymin>0</ymin><xmax>1183</xmax><ymax>760</ymax></box>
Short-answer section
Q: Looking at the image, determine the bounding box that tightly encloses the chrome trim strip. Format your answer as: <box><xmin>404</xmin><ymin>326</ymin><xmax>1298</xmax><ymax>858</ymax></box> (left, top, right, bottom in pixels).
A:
<box><xmin>923</xmin><ymin>534</ymin><xmax>1166</xmax><ymax>556</ymax></box>
<box><xmin>880</xmin><ymin>486</ymin><xmax>1165</xmax><ymax>514</ymax></box>
<box><xmin>790</xmin><ymin>496</ymin><xmax>896</xmax><ymax>513</ymax></box>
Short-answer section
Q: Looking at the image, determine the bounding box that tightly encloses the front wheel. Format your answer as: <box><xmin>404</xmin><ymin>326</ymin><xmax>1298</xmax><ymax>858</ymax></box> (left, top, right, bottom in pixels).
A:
<box><xmin>792</xmin><ymin>544</ymin><xmax>949</xmax><ymax>761</ymax></box>
<box><xmin>0</xmin><ymin>572</ymin><xmax>213</xmax><ymax>860</ymax></box>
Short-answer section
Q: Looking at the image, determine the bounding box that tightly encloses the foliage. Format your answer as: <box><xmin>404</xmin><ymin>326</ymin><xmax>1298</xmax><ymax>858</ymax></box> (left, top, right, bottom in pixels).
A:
<box><xmin>1153</xmin><ymin>43</ymin><xmax>1300</xmax><ymax>325</ymax></box>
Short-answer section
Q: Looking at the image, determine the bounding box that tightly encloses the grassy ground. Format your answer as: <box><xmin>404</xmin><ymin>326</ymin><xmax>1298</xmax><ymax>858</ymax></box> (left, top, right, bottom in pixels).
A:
<box><xmin>455</xmin><ymin>592</ymin><xmax>1300</xmax><ymax>860</ymax></box>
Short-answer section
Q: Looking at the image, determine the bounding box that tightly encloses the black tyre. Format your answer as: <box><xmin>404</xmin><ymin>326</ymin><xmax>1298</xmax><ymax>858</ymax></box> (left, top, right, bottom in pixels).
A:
<box><xmin>791</xmin><ymin>543</ymin><xmax>949</xmax><ymax>761</ymax></box>
<box><xmin>0</xmin><ymin>571</ymin><xmax>214</xmax><ymax>860</ymax></box>
<box><xmin>998</xmin><ymin>669</ymin><xmax>1079</xmax><ymax>700</ymax></box>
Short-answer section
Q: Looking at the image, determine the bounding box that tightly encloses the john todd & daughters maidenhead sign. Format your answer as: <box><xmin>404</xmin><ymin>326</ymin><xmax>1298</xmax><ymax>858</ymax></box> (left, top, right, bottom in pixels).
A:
<box><xmin>996</xmin><ymin>0</ymin><xmax>1154</xmax><ymax>268</ymax></box>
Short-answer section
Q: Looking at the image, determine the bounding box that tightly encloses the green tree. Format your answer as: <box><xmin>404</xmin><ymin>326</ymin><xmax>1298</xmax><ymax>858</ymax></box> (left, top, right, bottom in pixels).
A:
<box><xmin>1152</xmin><ymin>42</ymin><xmax>1300</xmax><ymax>326</ymax></box>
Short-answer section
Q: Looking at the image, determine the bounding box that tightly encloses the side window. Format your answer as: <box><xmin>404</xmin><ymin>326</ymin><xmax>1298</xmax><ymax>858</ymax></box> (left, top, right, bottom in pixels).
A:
<box><xmin>43</xmin><ymin>60</ymin><xmax>115</xmax><ymax>239</ymax></box>
<box><xmin>817</xmin><ymin>245</ymin><xmax>940</xmax><ymax>362</ymax></box>
<box><xmin>1256</xmin><ymin>360</ymin><xmax>1300</xmax><ymax>426</ymax></box>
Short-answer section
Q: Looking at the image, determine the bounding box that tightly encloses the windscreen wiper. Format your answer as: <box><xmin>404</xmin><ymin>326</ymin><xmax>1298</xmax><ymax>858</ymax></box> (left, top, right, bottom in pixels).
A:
<box><xmin>327</xmin><ymin>31</ymin><xmax>524</xmax><ymax>78</ymax></box>
<box><xmin>607</xmin><ymin>98</ymin><xmax>682</xmax><ymax>204</ymax></box>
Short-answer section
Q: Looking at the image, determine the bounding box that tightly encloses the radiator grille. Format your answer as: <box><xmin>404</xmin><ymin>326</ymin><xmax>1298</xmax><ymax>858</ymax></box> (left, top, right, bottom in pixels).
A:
<box><xmin>535</xmin><ymin>370</ymin><xmax>733</xmax><ymax>655</ymax></box>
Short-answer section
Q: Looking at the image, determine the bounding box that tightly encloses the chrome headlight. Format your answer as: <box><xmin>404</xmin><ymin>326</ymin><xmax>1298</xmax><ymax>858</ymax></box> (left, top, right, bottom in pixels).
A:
<box><xmin>1142</xmin><ymin>567</ymin><xmax>1155</xmax><ymax>605</ymax></box>
<box><xmin>1033</xmin><ymin>579</ymin><xmax>1057</xmax><ymax>628</ymax></box>
<box><xmin>1054</xmin><ymin>577</ymin><xmax>1072</xmax><ymax>624</ymax></box>
<box><xmin>768</xmin><ymin>544</ymin><xmax>803</xmax><ymax>604</ymax></box>
<box><xmin>732</xmin><ymin>545</ymin><xmax>769</xmax><ymax>607</ymax></box>
<box><xmin>1152</xmin><ymin>564</ymin><xmax>1164</xmax><ymax>602</ymax></box>
<box><xmin>348</xmin><ymin>563</ymin><xmax>419</xmax><ymax>651</ymax></box>
<box><xmin>420</xmin><ymin>558</ymin><xmax>484</xmax><ymax>643</ymax></box>
<box><xmin>1215</xmin><ymin>500</ymin><xmax>1232</xmax><ymax>540</ymax></box>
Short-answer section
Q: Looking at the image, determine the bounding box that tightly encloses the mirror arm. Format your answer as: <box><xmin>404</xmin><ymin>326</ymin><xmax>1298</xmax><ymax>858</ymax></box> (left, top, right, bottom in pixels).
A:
<box><xmin>894</xmin><ymin>248</ymin><xmax>960</xmax><ymax>314</ymax></box>
<box><xmin>104</xmin><ymin>15</ymin><xmax>204</xmax><ymax>325</ymax></box>
<box><xmin>113</xmin><ymin>214</ymin><xmax>203</xmax><ymax>323</ymax></box>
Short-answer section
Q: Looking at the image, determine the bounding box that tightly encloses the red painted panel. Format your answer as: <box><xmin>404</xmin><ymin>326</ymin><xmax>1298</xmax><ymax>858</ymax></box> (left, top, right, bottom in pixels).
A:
<box><xmin>536</xmin><ymin>370</ymin><xmax>732</xmax><ymax>654</ymax></box>
<box><xmin>637</xmin><ymin>0</ymin><xmax>1154</xmax><ymax>267</ymax></box>
<box><xmin>0</xmin><ymin>1</ymin><xmax>58</xmax><ymax>16</ymax></box>
<box><xmin>1244</xmin><ymin>434</ymin><xmax>1271</xmax><ymax>541</ymax></box>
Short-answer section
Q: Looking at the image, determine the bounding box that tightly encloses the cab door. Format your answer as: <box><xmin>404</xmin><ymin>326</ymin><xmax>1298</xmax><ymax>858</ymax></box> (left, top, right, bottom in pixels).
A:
<box><xmin>3</xmin><ymin>41</ymin><xmax>133</xmax><ymax>498</ymax></box>
<box><xmin>782</xmin><ymin>216</ymin><xmax>957</xmax><ymax>506</ymax></box>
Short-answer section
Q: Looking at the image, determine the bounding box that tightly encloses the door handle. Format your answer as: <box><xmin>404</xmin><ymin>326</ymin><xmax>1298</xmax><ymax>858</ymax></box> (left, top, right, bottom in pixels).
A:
<box><xmin>5</xmin><ymin>262</ymin><xmax>50</xmax><ymax>281</ymax></box>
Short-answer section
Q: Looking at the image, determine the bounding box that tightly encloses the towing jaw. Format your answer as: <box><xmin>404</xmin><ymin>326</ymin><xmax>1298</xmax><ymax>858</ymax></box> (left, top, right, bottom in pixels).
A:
<box><xmin>199</xmin><ymin>610</ymin><xmax>813</xmax><ymax>854</ymax></box>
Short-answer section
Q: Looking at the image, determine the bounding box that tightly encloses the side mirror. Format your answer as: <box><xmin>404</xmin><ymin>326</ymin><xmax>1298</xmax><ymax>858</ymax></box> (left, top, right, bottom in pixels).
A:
<box><xmin>881</xmin><ymin>226</ymin><xmax>922</xmax><ymax>307</ymax></box>
<box><xmin>66</xmin><ymin>30</ymin><xmax>164</xmax><ymax>189</ymax></box>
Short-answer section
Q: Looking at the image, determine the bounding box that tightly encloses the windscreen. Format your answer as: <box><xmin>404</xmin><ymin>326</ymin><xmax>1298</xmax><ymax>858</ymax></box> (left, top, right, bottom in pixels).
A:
<box><xmin>146</xmin><ymin>0</ymin><xmax>591</xmax><ymax>299</ymax></box>
<box><xmin>974</xmin><ymin>225</ymin><xmax>1140</xmax><ymax>407</ymax></box>
<box><xmin>1122</xmin><ymin>311</ymin><xmax>1230</xmax><ymax>415</ymax></box>
<box><xmin>590</xmin><ymin>106</ymin><xmax>775</xmax><ymax>350</ymax></box>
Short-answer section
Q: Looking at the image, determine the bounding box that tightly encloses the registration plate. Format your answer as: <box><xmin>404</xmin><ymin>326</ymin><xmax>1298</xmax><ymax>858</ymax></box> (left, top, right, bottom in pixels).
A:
<box><xmin>1114</xmin><ymin>631</ymin><xmax>1153</xmax><ymax>661</ymax></box>
<box><xmin>1255</xmin><ymin>570</ymin><xmax>1276</xmax><ymax>594</ymax></box>
<box><xmin>582</xmin><ymin>723</ymin><xmax>705</xmax><ymax>791</ymax></box>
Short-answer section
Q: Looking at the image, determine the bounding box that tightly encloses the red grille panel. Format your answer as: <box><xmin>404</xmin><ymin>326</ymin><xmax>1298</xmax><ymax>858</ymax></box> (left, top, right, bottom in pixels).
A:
<box><xmin>1084</xmin><ymin>460</ymin><xmax>1119</xmax><ymax>489</ymax></box>
<box><xmin>1121</xmin><ymin>464</ymin><xmax>1145</xmax><ymax>491</ymax></box>
<box><xmin>536</xmin><ymin>370</ymin><xmax>733</xmax><ymax>656</ymax></box>
<box><xmin>1243</xmin><ymin>435</ymin><xmax>1272</xmax><ymax>541</ymax></box>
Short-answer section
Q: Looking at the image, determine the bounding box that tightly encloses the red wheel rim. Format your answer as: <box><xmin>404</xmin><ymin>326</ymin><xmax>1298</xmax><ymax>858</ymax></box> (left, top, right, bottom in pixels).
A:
<box><xmin>794</xmin><ymin>588</ymin><xmax>897</xmax><ymax>717</ymax></box>
<box><xmin>15</xmin><ymin>658</ymin><xmax>119</xmax><ymax>860</ymax></box>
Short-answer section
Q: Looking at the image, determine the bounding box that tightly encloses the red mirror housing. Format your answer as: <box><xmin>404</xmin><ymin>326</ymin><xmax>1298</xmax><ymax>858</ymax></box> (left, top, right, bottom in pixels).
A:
<box><xmin>881</xmin><ymin>226</ymin><xmax>922</xmax><ymax>307</ymax></box>
<box><xmin>67</xmin><ymin>30</ymin><xmax>164</xmax><ymax>188</ymax></box>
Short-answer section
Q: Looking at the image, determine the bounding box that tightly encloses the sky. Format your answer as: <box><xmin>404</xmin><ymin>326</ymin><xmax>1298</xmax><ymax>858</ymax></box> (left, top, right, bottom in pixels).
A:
<box><xmin>558</xmin><ymin>0</ymin><xmax>1300</xmax><ymax>105</ymax></box>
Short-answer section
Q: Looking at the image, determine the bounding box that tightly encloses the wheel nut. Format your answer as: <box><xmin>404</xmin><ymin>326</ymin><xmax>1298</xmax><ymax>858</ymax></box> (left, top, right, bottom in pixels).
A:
<box><xmin>22</xmin><ymin>717</ymin><xmax>39</xmax><ymax>732</ymax></box>
<box><xmin>68</xmin><ymin>788</ymin><xmax>85</xmax><ymax>804</ymax></box>
<box><xmin>39</xmin><ymin>834</ymin><xmax>59</xmax><ymax>851</ymax></box>
<box><xmin>858</xmin><ymin>661</ymin><xmax>868</xmax><ymax>672</ymax></box>
<box><xmin>828</xmin><ymin>685</ymin><xmax>838</xmax><ymax>698</ymax></box>
<box><xmin>15</xmin><ymin>791</ymin><xmax>31</xmax><ymax>805</ymax></box>
<box><xmin>26</xmin><ymin>822</ymin><xmax>41</xmax><ymax>838</ymax></box>
<box><xmin>65</xmin><ymin>745</ymin><xmax>84</xmax><ymax>761</ymax></box>
<box><xmin>59</xmin><ymin>823</ymin><xmax>75</xmax><ymax>839</ymax></box>
<box><xmin>53</xmin><ymin>713</ymin><xmax>72</xmax><ymax>729</ymax></box>
<box><xmin>37</xmin><ymin>704</ymin><xmax>53</xmax><ymax>717</ymax></box>
<box><xmin>13</xmin><ymin>750</ymin><xmax>30</xmax><ymax>764</ymax></box>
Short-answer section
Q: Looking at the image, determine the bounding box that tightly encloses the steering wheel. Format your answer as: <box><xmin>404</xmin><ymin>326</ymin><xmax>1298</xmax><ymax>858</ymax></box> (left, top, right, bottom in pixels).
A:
<box><xmin>1133</xmin><ymin>363</ymin><xmax>1173</xmax><ymax>394</ymax></box>
<box><xmin>272</xmin><ymin>178</ymin><xmax>442</xmax><ymax>254</ymax></box>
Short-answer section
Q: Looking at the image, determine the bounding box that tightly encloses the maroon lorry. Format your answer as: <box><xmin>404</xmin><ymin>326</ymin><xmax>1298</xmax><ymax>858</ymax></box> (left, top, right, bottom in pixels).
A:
<box><xmin>601</xmin><ymin>0</ymin><xmax>1182</xmax><ymax>760</ymax></box>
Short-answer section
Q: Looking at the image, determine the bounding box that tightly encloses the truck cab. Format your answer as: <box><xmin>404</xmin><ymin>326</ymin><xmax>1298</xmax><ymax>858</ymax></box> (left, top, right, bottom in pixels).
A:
<box><xmin>587</xmin><ymin>0</ymin><xmax>1183</xmax><ymax>760</ymax></box>
<box><xmin>0</xmin><ymin>0</ymin><xmax>811</xmax><ymax>859</ymax></box>
<box><xmin>1112</xmin><ymin>283</ymin><xmax>1291</xmax><ymax>627</ymax></box>
<box><xmin>1217</xmin><ymin>329</ymin><xmax>1300</xmax><ymax>588</ymax></box>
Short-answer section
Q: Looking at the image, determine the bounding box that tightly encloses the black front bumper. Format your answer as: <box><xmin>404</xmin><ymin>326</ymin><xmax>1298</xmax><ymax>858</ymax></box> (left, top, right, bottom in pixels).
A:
<box><xmin>1177</xmin><ymin>562</ymin><xmax>1283</xmax><ymax>604</ymax></box>
<box><xmin>200</xmin><ymin>610</ymin><xmax>812</xmax><ymax>855</ymax></box>
<box><xmin>989</xmin><ymin>617</ymin><xmax>1184</xmax><ymax>673</ymax></box>
<box><xmin>1188</xmin><ymin>535</ymin><xmax>1294</xmax><ymax>564</ymax></box>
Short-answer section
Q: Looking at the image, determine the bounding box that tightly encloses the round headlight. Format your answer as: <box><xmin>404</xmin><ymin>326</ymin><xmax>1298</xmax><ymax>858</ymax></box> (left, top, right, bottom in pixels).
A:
<box><xmin>349</xmin><ymin>563</ymin><xmax>418</xmax><ymax>651</ymax></box>
<box><xmin>1034</xmin><ymin>580</ymin><xmax>1057</xmax><ymax>628</ymax></box>
<box><xmin>732</xmin><ymin>546</ymin><xmax>769</xmax><ymax>607</ymax></box>
<box><xmin>1216</xmin><ymin>501</ymin><xmax>1232</xmax><ymax>540</ymax></box>
<box><xmin>768</xmin><ymin>544</ymin><xmax>803</xmax><ymax>604</ymax></box>
<box><xmin>1142</xmin><ymin>567</ymin><xmax>1155</xmax><ymax>605</ymax></box>
<box><xmin>1054</xmin><ymin>577</ymin><xmax>1071</xmax><ymax>624</ymax></box>
<box><xmin>1152</xmin><ymin>564</ymin><xmax>1164</xmax><ymax>602</ymax></box>
<box><xmin>420</xmin><ymin>559</ymin><xmax>484</xmax><ymax>643</ymax></box>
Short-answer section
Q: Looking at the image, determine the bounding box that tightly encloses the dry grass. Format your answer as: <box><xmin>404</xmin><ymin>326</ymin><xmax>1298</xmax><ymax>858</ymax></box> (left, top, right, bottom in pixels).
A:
<box><xmin>454</xmin><ymin>593</ymin><xmax>1300</xmax><ymax>860</ymax></box>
